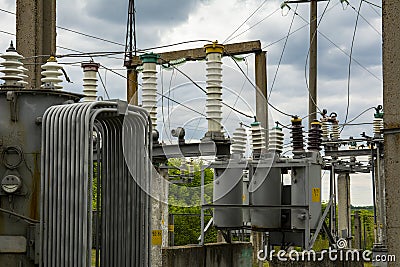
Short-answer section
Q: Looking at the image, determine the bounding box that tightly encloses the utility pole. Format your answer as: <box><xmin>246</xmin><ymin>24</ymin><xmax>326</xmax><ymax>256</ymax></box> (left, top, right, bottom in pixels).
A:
<box><xmin>309</xmin><ymin>0</ymin><xmax>318</xmax><ymax>128</ymax></box>
<box><xmin>382</xmin><ymin>0</ymin><xmax>400</xmax><ymax>265</ymax></box>
<box><xmin>125</xmin><ymin>0</ymin><xmax>139</xmax><ymax>104</ymax></box>
<box><xmin>284</xmin><ymin>0</ymin><xmax>319</xmax><ymax>128</ymax></box>
<box><xmin>16</xmin><ymin>0</ymin><xmax>56</xmax><ymax>89</ymax></box>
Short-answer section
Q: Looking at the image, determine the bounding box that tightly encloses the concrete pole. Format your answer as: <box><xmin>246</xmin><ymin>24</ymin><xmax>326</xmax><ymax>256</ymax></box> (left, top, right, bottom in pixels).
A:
<box><xmin>127</xmin><ymin>67</ymin><xmax>139</xmax><ymax>105</ymax></box>
<box><xmin>308</xmin><ymin>0</ymin><xmax>318</xmax><ymax>128</ymax></box>
<box><xmin>16</xmin><ymin>0</ymin><xmax>56</xmax><ymax>89</ymax></box>
<box><xmin>337</xmin><ymin>173</ymin><xmax>351</xmax><ymax>246</ymax></box>
<box><xmin>353</xmin><ymin>211</ymin><xmax>362</xmax><ymax>249</ymax></box>
<box><xmin>255</xmin><ymin>51</ymin><xmax>268</xmax><ymax>133</ymax></box>
<box><xmin>382</xmin><ymin>0</ymin><xmax>400</xmax><ymax>264</ymax></box>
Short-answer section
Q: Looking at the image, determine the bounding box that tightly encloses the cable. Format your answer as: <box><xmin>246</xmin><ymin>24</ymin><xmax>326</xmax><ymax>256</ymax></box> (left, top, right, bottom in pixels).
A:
<box><xmin>223</xmin><ymin>58</ymin><xmax>249</xmax><ymax>124</ymax></box>
<box><xmin>224</xmin><ymin>7</ymin><xmax>281</xmax><ymax>44</ymax></box>
<box><xmin>223</xmin><ymin>0</ymin><xmax>269</xmax><ymax>44</ymax></box>
<box><xmin>348</xmin><ymin>1</ymin><xmax>381</xmax><ymax>36</ymax></box>
<box><xmin>268</xmin><ymin>4</ymin><xmax>298</xmax><ymax>100</ymax></box>
<box><xmin>158</xmin><ymin>56</ymin><xmax>254</xmax><ymax>119</ymax></box>
<box><xmin>98</xmin><ymin>70</ymin><xmax>111</xmax><ymax>100</ymax></box>
<box><xmin>57</xmin><ymin>26</ymin><xmax>125</xmax><ymax>46</ymax></box>
<box><xmin>340</xmin><ymin>107</ymin><xmax>375</xmax><ymax>131</ymax></box>
<box><xmin>343</xmin><ymin>0</ymin><xmax>363</xmax><ymax>131</ymax></box>
<box><xmin>292</xmin><ymin>9</ymin><xmax>382</xmax><ymax>82</ymax></box>
<box><xmin>362</xmin><ymin>0</ymin><xmax>381</xmax><ymax>9</ymax></box>
<box><xmin>227</xmin><ymin>53</ymin><xmax>292</xmax><ymax>117</ymax></box>
<box><xmin>0</xmin><ymin>29</ymin><xmax>14</xmax><ymax>36</ymax></box>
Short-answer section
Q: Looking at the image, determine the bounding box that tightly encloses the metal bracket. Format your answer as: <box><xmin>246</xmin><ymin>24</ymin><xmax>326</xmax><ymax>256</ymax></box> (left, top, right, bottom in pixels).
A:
<box><xmin>307</xmin><ymin>196</ymin><xmax>333</xmax><ymax>250</ymax></box>
<box><xmin>6</xmin><ymin>91</ymin><xmax>18</xmax><ymax>122</ymax></box>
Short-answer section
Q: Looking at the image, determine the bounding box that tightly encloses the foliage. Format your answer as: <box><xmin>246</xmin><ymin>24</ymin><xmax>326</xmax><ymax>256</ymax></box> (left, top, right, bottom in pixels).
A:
<box><xmin>168</xmin><ymin>158</ymin><xmax>217</xmax><ymax>245</ymax></box>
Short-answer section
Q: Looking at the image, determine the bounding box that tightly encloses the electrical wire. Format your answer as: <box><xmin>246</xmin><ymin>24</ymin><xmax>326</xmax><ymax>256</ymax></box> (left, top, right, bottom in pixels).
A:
<box><xmin>268</xmin><ymin>4</ymin><xmax>298</xmax><ymax>100</ymax></box>
<box><xmin>224</xmin><ymin>7</ymin><xmax>281</xmax><ymax>44</ymax></box>
<box><xmin>98</xmin><ymin>70</ymin><xmax>111</xmax><ymax>100</ymax></box>
<box><xmin>340</xmin><ymin>106</ymin><xmax>375</xmax><ymax>131</ymax></box>
<box><xmin>292</xmin><ymin>9</ymin><xmax>382</xmax><ymax>82</ymax></box>
<box><xmin>222</xmin><ymin>0</ymin><xmax>269</xmax><ymax>44</ymax></box>
<box><xmin>348</xmin><ymin>1</ymin><xmax>381</xmax><ymax>36</ymax></box>
<box><xmin>362</xmin><ymin>0</ymin><xmax>381</xmax><ymax>9</ymax></box>
<box><xmin>158</xmin><ymin>56</ymin><xmax>254</xmax><ymax>119</ymax></box>
<box><xmin>343</xmin><ymin>0</ymin><xmax>363</xmax><ymax>132</ymax></box>
<box><xmin>223</xmin><ymin>58</ymin><xmax>249</xmax><ymax>124</ymax></box>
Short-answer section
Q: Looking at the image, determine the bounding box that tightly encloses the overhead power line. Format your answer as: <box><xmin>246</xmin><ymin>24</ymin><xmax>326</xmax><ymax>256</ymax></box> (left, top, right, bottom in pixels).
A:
<box><xmin>223</xmin><ymin>0</ymin><xmax>269</xmax><ymax>44</ymax></box>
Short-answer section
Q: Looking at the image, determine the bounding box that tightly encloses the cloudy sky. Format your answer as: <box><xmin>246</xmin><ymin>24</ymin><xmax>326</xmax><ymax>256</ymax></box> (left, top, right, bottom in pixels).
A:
<box><xmin>0</xmin><ymin>0</ymin><xmax>382</xmax><ymax>205</ymax></box>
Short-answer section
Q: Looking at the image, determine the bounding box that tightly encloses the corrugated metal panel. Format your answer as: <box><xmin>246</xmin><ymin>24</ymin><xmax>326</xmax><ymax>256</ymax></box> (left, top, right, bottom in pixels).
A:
<box><xmin>40</xmin><ymin>101</ymin><xmax>152</xmax><ymax>267</ymax></box>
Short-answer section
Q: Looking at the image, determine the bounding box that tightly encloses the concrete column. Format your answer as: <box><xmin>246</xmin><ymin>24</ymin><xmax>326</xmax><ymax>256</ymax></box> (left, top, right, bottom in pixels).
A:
<box><xmin>382</xmin><ymin>0</ymin><xmax>400</xmax><ymax>264</ymax></box>
<box><xmin>337</xmin><ymin>173</ymin><xmax>351</xmax><ymax>244</ymax></box>
<box><xmin>151</xmin><ymin>168</ymin><xmax>169</xmax><ymax>267</ymax></box>
<box><xmin>16</xmin><ymin>0</ymin><xmax>56</xmax><ymax>89</ymax></box>
<box><xmin>127</xmin><ymin>67</ymin><xmax>139</xmax><ymax>105</ymax></box>
<box><xmin>255</xmin><ymin>51</ymin><xmax>268</xmax><ymax>134</ymax></box>
<box><xmin>353</xmin><ymin>211</ymin><xmax>362</xmax><ymax>249</ymax></box>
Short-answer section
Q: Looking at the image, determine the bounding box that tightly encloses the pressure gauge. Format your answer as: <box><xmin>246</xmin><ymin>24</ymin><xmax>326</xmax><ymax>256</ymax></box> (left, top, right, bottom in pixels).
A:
<box><xmin>1</xmin><ymin>174</ymin><xmax>22</xmax><ymax>194</ymax></box>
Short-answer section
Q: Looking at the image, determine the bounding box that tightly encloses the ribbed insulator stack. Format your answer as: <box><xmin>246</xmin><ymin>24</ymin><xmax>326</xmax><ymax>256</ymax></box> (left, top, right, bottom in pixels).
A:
<box><xmin>231</xmin><ymin>125</ymin><xmax>247</xmax><ymax>156</ymax></box>
<box><xmin>373</xmin><ymin>118</ymin><xmax>383</xmax><ymax>137</ymax></box>
<box><xmin>291</xmin><ymin>117</ymin><xmax>305</xmax><ymax>152</ymax></box>
<box><xmin>41</xmin><ymin>56</ymin><xmax>63</xmax><ymax>90</ymax></box>
<box><xmin>268</xmin><ymin>126</ymin><xmax>284</xmax><ymax>154</ymax></box>
<box><xmin>81</xmin><ymin>61</ymin><xmax>100</xmax><ymax>102</ymax></box>
<box><xmin>321</xmin><ymin>120</ymin><xmax>330</xmax><ymax>140</ymax></box>
<box><xmin>251</xmin><ymin>122</ymin><xmax>266</xmax><ymax>153</ymax></box>
<box><xmin>204</xmin><ymin>42</ymin><xmax>224</xmax><ymax>133</ymax></box>
<box><xmin>0</xmin><ymin>42</ymin><xmax>24</xmax><ymax>87</ymax></box>
<box><xmin>140</xmin><ymin>53</ymin><xmax>159</xmax><ymax>130</ymax></box>
<box><xmin>331</xmin><ymin>123</ymin><xmax>340</xmax><ymax>140</ymax></box>
<box><xmin>18</xmin><ymin>66</ymin><xmax>29</xmax><ymax>86</ymax></box>
<box><xmin>308</xmin><ymin>120</ymin><xmax>322</xmax><ymax>151</ymax></box>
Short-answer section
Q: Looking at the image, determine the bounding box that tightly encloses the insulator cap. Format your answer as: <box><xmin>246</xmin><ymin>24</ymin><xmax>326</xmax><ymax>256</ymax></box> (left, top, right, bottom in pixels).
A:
<box><xmin>204</xmin><ymin>41</ymin><xmax>224</xmax><ymax>54</ymax></box>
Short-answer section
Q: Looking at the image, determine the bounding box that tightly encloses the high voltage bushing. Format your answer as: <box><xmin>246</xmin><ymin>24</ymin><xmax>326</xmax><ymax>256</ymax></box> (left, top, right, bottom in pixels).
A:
<box><xmin>0</xmin><ymin>42</ymin><xmax>24</xmax><ymax>87</ymax></box>
<box><xmin>291</xmin><ymin>116</ymin><xmax>305</xmax><ymax>152</ymax></box>
<box><xmin>41</xmin><ymin>56</ymin><xmax>64</xmax><ymax>90</ymax></box>
<box><xmin>308</xmin><ymin>120</ymin><xmax>322</xmax><ymax>151</ymax></box>
<box><xmin>268</xmin><ymin>125</ymin><xmax>284</xmax><ymax>154</ymax></box>
<box><xmin>81</xmin><ymin>61</ymin><xmax>100</xmax><ymax>101</ymax></box>
<box><xmin>373</xmin><ymin>105</ymin><xmax>384</xmax><ymax>138</ymax></box>
<box><xmin>251</xmin><ymin>121</ymin><xmax>266</xmax><ymax>158</ymax></box>
<box><xmin>140</xmin><ymin>53</ymin><xmax>159</xmax><ymax>130</ymax></box>
<box><xmin>204</xmin><ymin>41</ymin><xmax>224</xmax><ymax>133</ymax></box>
<box><xmin>231</xmin><ymin>124</ymin><xmax>247</xmax><ymax>156</ymax></box>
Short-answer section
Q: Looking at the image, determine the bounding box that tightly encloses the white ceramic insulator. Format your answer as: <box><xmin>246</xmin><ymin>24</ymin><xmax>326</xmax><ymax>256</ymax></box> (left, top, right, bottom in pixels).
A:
<box><xmin>206</xmin><ymin>52</ymin><xmax>223</xmax><ymax>132</ymax></box>
<box><xmin>231</xmin><ymin>126</ymin><xmax>247</xmax><ymax>156</ymax></box>
<box><xmin>41</xmin><ymin>59</ymin><xmax>63</xmax><ymax>90</ymax></box>
<box><xmin>251</xmin><ymin>123</ymin><xmax>266</xmax><ymax>151</ymax></box>
<box><xmin>268</xmin><ymin>127</ymin><xmax>284</xmax><ymax>154</ymax></box>
<box><xmin>17</xmin><ymin>66</ymin><xmax>28</xmax><ymax>86</ymax></box>
<box><xmin>321</xmin><ymin>120</ymin><xmax>330</xmax><ymax>140</ymax></box>
<box><xmin>0</xmin><ymin>47</ymin><xmax>24</xmax><ymax>86</ymax></box>
<box><xmin>373</xmin><ymin>118</ymin><xmax>383</xmax><ymax>137</ymax></box>
<box><xmin>83</xmin><ymin>70</ymin><xmax>98</xmax><ymax>102</ymax></box>
<box><xmin>331</xmin><ymin>123</ymin><xmax>340</xmax><ymax>140</ymax></box>
<box><xmin>142</xmin><ymin>62</ymin><xmax>158</xmax><ymax>129</ymax></box>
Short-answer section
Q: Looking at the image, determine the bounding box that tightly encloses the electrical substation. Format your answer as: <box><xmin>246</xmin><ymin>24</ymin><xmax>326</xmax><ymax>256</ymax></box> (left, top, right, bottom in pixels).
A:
<box><xmin>0</xmin><ymin>0</ymin><xmax>398</xmax><ymax>267</ymax></box>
